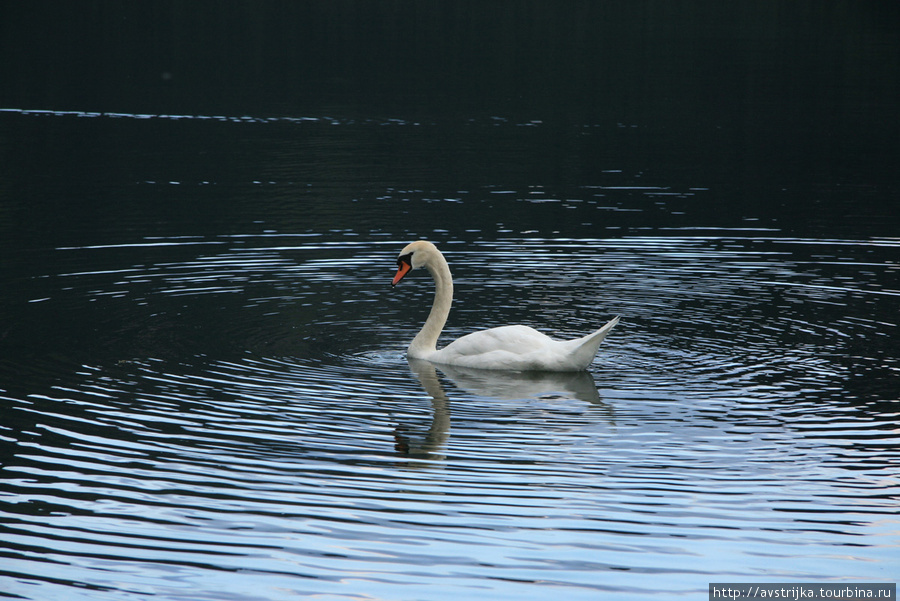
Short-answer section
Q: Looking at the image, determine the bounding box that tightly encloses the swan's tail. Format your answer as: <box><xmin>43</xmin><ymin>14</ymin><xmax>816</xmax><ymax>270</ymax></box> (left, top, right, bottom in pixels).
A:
<box><xmin>566</xmin><ymin>316</ymin><xmax>620</xmax><ymax>370</ymax></box>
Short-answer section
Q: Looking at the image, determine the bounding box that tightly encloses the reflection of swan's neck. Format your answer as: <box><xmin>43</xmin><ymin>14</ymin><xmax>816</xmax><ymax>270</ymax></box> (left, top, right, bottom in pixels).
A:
<box><xmin>409</xmin><ymin>253</ymin><xmax>453</xmax><ymax>358</ymax></box>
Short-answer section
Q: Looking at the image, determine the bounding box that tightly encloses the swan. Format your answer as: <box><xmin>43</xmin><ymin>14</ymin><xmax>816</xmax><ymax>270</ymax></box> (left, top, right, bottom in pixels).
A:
<box><xmin>391</xmin><ymin>240</ymin><xmax>619</xmax><ymax>371</ymax></box>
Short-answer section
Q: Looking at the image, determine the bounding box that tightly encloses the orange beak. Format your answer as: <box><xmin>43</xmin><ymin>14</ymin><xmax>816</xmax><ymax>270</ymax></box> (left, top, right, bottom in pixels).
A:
<box><xmin>392</xmin><ymin>259</ymin><xmax>412</xmax><ymax>287</ymax></box>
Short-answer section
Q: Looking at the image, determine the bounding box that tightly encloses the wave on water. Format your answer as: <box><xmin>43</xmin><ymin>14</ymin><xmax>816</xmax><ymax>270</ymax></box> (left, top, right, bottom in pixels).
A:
<box><xmin>0</xmin><ymin>107</ymin><xmax>559</xmax><ymax>129</ymax></box>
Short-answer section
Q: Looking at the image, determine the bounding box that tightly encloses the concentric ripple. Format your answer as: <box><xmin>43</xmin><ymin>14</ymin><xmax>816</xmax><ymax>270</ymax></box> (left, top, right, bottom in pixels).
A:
<box><xmin>2</xmin><ymin>231</ymin><xmax>898</xmax><ymax>600</ymax></box>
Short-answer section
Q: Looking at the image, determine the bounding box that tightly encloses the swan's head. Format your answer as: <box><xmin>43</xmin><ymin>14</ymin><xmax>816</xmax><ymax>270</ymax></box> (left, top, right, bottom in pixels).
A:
<box><xmin>392</xmin><ymin>240</ymin><xmax>439</xmax><ymax>287</ymax></box>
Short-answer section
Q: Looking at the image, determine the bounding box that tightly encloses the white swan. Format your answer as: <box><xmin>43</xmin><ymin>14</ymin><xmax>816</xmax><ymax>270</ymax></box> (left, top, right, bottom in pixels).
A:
<box><xmin>391</xmin><ymin>240</ymin><xmax>619</xmax><ymax>371</ymax></box>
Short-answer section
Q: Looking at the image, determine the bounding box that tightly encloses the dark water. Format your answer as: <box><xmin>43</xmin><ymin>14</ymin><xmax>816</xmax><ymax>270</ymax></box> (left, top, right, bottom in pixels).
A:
<box><xmin>1</xmin><ymin>4</ymin><xmax>899</xmax><ymax>600</ymax></box>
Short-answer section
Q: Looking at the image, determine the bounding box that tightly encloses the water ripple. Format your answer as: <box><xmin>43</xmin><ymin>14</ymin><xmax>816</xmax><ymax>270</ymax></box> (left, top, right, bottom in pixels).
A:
<box><xmin>2</xmin><ymin>233</ymin><xmax>897</xmax><ymax>600</ymax></box>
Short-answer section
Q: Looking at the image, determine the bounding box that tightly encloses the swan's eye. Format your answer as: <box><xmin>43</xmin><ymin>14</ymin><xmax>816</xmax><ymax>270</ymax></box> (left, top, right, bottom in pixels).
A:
<box><xmin>397</xmin><ymin>253</ymin><xmax>412</xmax><ymax>268</ymax></box>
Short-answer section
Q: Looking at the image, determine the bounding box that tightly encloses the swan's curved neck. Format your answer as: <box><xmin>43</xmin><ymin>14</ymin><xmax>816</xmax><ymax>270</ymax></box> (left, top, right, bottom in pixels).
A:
<box><xmin>408</xmin><ymin>252</ymin><xmax>453</xmax><ymax>358</ymax></box>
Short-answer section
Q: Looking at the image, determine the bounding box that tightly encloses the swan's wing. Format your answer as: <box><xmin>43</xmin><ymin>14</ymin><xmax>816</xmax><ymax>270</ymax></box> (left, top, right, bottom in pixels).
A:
<box><xmin>431</xmin><ymin>318</ymin><xmax>620</xmax><ymax>371</ymax></box>
<box><xmin>430</xmin><ymin>325</ymin><xmax>564</xmax><ymax>370</ymax></box>
<box><xmin>440</xmin><ymin>325</ymin><xmax>554</xmax><ymax>357</ymax></box>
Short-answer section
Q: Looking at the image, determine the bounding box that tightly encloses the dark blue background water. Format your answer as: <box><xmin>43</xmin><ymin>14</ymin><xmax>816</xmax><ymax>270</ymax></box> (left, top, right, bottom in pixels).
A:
<box><xmin>1</xmin><ymin>3</ymin><xmax>898</xmax><ymax>600</ymax></box>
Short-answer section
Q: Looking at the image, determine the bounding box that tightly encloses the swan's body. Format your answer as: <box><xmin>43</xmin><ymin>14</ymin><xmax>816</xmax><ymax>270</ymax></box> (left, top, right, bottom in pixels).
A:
<box><xmin>391</xmin><ymin>240</ymin><xmax>619</xmax><ymax>371</ymax></box>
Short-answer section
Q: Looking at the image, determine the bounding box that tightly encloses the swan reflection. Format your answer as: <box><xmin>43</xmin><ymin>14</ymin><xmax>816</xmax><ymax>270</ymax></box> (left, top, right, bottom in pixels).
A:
<box><xmin>394</xmin><ymin>359</ymin><xmax>612</xmax><ymax>459</ymax></box>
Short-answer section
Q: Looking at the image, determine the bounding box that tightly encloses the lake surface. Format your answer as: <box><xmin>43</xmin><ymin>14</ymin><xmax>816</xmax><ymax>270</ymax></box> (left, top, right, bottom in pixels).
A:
<box><xmin>1</xmin><ymin>4</ymin><xmax>899</xmax><ymax>600</ymax></box>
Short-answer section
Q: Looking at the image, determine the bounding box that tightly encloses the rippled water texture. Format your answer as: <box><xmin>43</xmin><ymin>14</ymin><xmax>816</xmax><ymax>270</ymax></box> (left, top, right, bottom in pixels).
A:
<box><xmin>1</xmin><ymin>98</ymin><xmax>899</xmax><ymax>601</ymax></box>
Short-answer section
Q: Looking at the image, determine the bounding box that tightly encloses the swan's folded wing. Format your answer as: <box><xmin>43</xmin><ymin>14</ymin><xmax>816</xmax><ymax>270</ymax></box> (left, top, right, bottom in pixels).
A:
<box><xmin>440</xmin><ymin>325</ymin><xmax>553</xmax><ymax>356</ymax></box>
<box><xmin>430</xmin><ymin>325</ymin><xmax>566</xmax><ymax>370</ymax></box>
<box><xmin>429</xmin><ymin>318</ymin><xmax>619</xmax><ymax>371</ymax></box>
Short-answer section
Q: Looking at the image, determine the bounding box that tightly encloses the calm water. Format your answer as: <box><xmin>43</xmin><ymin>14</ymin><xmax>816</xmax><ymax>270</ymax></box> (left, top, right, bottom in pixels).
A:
<box><xmin>1</xmin><ymin>5</ymin><xmax>899</xmax><ymax>600</ymax></box>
